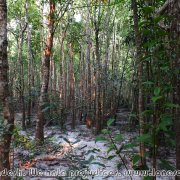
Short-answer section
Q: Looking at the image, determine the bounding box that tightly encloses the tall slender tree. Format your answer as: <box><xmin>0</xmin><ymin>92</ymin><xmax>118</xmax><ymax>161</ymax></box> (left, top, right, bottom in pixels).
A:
<box><xmin>132</xmin><ymin>0</ymin><xmax>146</xmax><ymax>168</ymax></box>
<box><xmin>94</xmin><ymin>0</ymin><xmax>102</xmax><ymax>134</ymax></box>
<box><xmin>36</xmin><ymin>0</ymin><xmax>55</xmax><ymax>142</ymax></box>
<box><xmin>25</xmin><ymin>0</ymin><xmax>34</xmax><ymax>125</ymax></box>
<box><xmin>0</xmin><ymin>0</ymin><xmax>14</xmax><ymax>179</ymax></box>
<box><xmin>17</xmin><ymin>19</ymin><xmax>27</xmax><ymax>130</ymax></box>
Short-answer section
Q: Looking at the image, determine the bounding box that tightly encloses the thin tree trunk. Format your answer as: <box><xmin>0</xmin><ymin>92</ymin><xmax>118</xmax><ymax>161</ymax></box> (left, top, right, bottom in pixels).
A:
<box><xmin>132</xmin><ymin>0</ymin><xmax>146</xmax><ymax>168</ymax></box>
<box><xmin>17</xmin><ymin>24</ymin><xmax>27</xmax><ymax>130</ymax></box>
<box><xmin>102</xmin><ymin>0</ymin><xmax>111</xmax><ymax>124</ymax></box>
<box><xmin>94</xmin><ymin>1</ymin><xmax>102</xmax><ymax>134</ymax></box>
<box><xmin>26</xmin><ymin>0</ymin><xmax>34</xmax><ymax>125</ymax></box>
<box><xmin>69</xmin><ymin>42</ymin><xmax>75</xmax><ymax>129</ymax></box>
<box><xmin>111</xmin><ymin>18</ymin><xmax>116</xmax><ymax>112</ymax></box>
<box><xmin>86</xmin><ymin>6</ymin><xmax>92</xmax><ymax>118</ymax></box>
<box><xmin>0</xmin><ymin>1</ymin><xmax>14</xmax><ymax>179</ymax></box>
<box><xmin>36</xmin><ymin>0</ymin><xmax>55</xmax><ymax>142</ymax></box>
<box><xmin>117</xmin><ymin>48</ymin><xmax>130</xmax><ymax>108</ymax></box>
<box><xmin>81</xmin><ymin>47</ymin><xmax>86</xmax><ymax>120</ymax></box>
<box><xmin>170</xmin><ymin>0</ymin><xmax>180</xmax><ymax>177</ymax></box>
<box><xmin>66</xmin><ymin>54</ymin><xmax>69</xmax><ymax>108</ymax></box>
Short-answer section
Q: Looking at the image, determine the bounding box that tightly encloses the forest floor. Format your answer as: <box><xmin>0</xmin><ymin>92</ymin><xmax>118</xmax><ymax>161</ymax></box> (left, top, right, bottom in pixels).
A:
<box><xmin>12</xmin><ymin>108</ymin><xmax>175</xmax><ymax>180</ymax></box>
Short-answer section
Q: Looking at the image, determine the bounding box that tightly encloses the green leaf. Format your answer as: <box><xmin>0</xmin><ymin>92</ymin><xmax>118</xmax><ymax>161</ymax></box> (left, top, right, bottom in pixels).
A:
<box><xmin>107</xmin><ymin>118</ymin><xmax>115</xmax><ymax>126</ymax></box>
<box><xmin>143</xmin><ymin>81</ymin><xmax>154</xmax><ymax>86</ymax></box>
<box><xmin>97</xmin><ymin>155</ymin><xmax>107</xmax><ymax>160</ymax></box>
<box><xmin>153</xmin><ymin>15</ymin><xmax>165</xmax><ymax>24</ymax></box>
<box><xmin>152</xmin><ymin>96</ymin><xmax>162</xmax><ymax>103</ymax></box>
<box><xmin>85</xmin><ymin>148</ymin><xmax>100</xmax><ymax>155</ymax></box>
<box><xmin>141</xmin><ymin>110</ymin><xmax>153</xmax><ymax>116</ymax></box>
<box><xmin>141</xmin><ymin>29</ymin><xmax>152</xmax><ymax>36</ymax></box>
<box><xmin>132</xmin><ymin>154</ymin><xmax>141</xmax><ymax>165</ymax></box>
<box><xmin>107</xmin><ymin>144</ymin><xmax>116</xmax><ymax>154</ymax></box>
<box><xmin>160</xmin><ymin>65</ymin><xmax>169</xmax><ymax>72</ymax></box>
<box><xmin>42</xmin><ymin>106</ymin><xmax>50</xmax><ymax>112</ymax></box>
<box><xmin>159</xmin><ymin>160</ymin><xmax>175</xmax><ymax>171</ymax></box>
<box><xmin>136</xmin><ymin>134</ymin><xmax>151</xmax><ymax>143</ymax></box>
<box><xmin>87</xmin><ymin>155</ymin><xmax>94</xmax><ymax>163</ymax></box>
<box><xmin>63</xmin><ymin>137</ymin><xmax>71</xmax><ymax>144</ymax></box>
<box><xmin>123</xmin><ymin>143</ymin><xmax>136</xmax><ymax>149</ymax></box>
<box><xmin>142</xmin><ymin>6</ymin><xmax>154</xmax><ymax>14</ymax></box>
<box><xmin>154</xmin><ymin>87</ymin><xmax>161</xmax><ymax>96</ymax></box>
<box><xmin>82</xmin><ymin>155</ymin><xmax>95</xmax><ymax>165</ymax></box>
<box><xmin>143</xmin><ymin>177</ymin><xmax>153</xmax><ymax>180</ymax></box>
<box><xmin>143</xmin><ymin>40</ymin><xmax>157</xmax><ymax>49</ymax></box>
<box><xmin>114</xmin><ymin>134</ymin><xmax>123</xmax><ymax>142</ymax></box>
<box><xmin>91</xmin><ymin>162</ymin><xmax>106</xmax><ymax>167</ymax></box>
<box><xmin>165</xmin><ymin>103</ymin><xmax>179</xmax><ymax>109</ymax></box>
<box><xmin>117</xmin><ymin>162</ymin><xmax>122</xmax><ymax>169</ymax></box>
<box><xmin>95</xmin><ymin>136</ymin><xmax>107</xmax><ymax>143</ymax></box>
<box><xmin>158</xmin><ymin>115</ymin><xmax>172</xmax><ymax>132</ymax></box>
<box><xmin>102</xmin><ymin>129</ymin><xmax>109</xmax><ymax>134</ymax></box>
<box><xmin>108</xmin><ymin>155</ymin><xmax>116</xmax><ymax>160</ymax></box>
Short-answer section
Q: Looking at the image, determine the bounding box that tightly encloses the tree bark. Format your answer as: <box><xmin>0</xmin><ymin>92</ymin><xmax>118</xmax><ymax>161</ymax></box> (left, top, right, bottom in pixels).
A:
<box><xmin>36</xmin><ymin>0</ymin><xmax>55</xmax><ymax>142</ymax></box>
<box><xmin>69</xmin><ymin>42</ymin><xmax>75</xmax><ymax>129</ymax></box>
<box><xmin>17</xmin><ymin>23</ymin><xmax>27</xmax><ymax>130</ymax></box>
<box><xmin>0</xmin><ymin>1</ymin><xmax>14</xmax><ymax>179</ymax></box>
<box><xmin>86</xmin><ymin>4</ymin><xmax>92</xmax><ymax>119</ymax></box>
<box><xmin>132</xmin><ymin>0</ymin><xmax>146</xmax><ymax>168</ymax></box>
<box><xmin>170</xmin><ymin>0</ymin><xmax>180</xmax><ymax>176</ymax></box>
<box><xmin>94</xmin><ymin>1</ymin><xmax>102</xmax><ymax>134</ymax></box>
<box><xmin>26</xmin><ymin>0</ymin><xmax>34</xmax><ymax>125</ymax></box>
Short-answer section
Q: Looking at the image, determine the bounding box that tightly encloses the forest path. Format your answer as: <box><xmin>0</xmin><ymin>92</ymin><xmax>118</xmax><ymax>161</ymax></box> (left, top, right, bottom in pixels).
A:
<box><xmin>115</xmin><ymin>107</ymin><xmax>132</xmax><ymax>129</ymax></box>
<box><xmin>14</xmin><ymin>108</ymin><xmax>136</xmax><ymax>180</ymax></box>
<box><xmin>13</xmin><ymin>108</ymin><xmax>141</xmax><ymax>180</ymax></box>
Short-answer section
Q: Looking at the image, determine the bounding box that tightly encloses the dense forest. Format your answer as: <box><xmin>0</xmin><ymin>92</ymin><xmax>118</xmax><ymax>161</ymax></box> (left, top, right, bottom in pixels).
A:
<box><xmin>0</xmin><ymin>0</ymin><xmax>179</xmax><ymax>179</ymax></box>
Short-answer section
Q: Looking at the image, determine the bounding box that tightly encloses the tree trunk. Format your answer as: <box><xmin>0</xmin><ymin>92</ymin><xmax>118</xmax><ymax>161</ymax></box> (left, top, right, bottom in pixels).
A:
<box><xmin>94</xmin><ymin>3</ymin><xmax>102</xmax><ymax>134</ymax></box>
<box><xmin>111</xmin><ymin>19</ymin><xmax>116</xmax><ymax>112</ymax></box>
<box><xmin>26</xmin><ymin>0</ymin><xmax>34</xmax><ymax>125</ymax></box>
<box><xmin>17</xmin><ymin>24</ymin><xmax>27</xmax><ymax>129</ymax></box>
<box><xmin>69</xmin><ymin>42</ymin><xmax>75</xmax><ymax>129</ymax></box>
<box><xmin>132</xmin><ymin>0</ymin><xmax>146</xmax><ymax>168</ymax></box>
<box><xmin>171</xmin><ymin>0</ymin><xmax>180</xmax><ymax>177</ymax></box>
<box><xmin>0</xmin><ymin>1</ymin><xmax>14</xmax><ymax>179</ymax></box>
<box><xmin>103</xmin><ymin>0</ymin><xmax>111</xmax><ymax>121</ymax></box>
<box><xmin>36</xmin><ymin>0</ymin><xmax>55</xmax><ymax>142</ymax></box>
<box><xmin>86</xmin><ymin>6</ymin><xmax>92</xmax><ymax>119</ymax></box>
